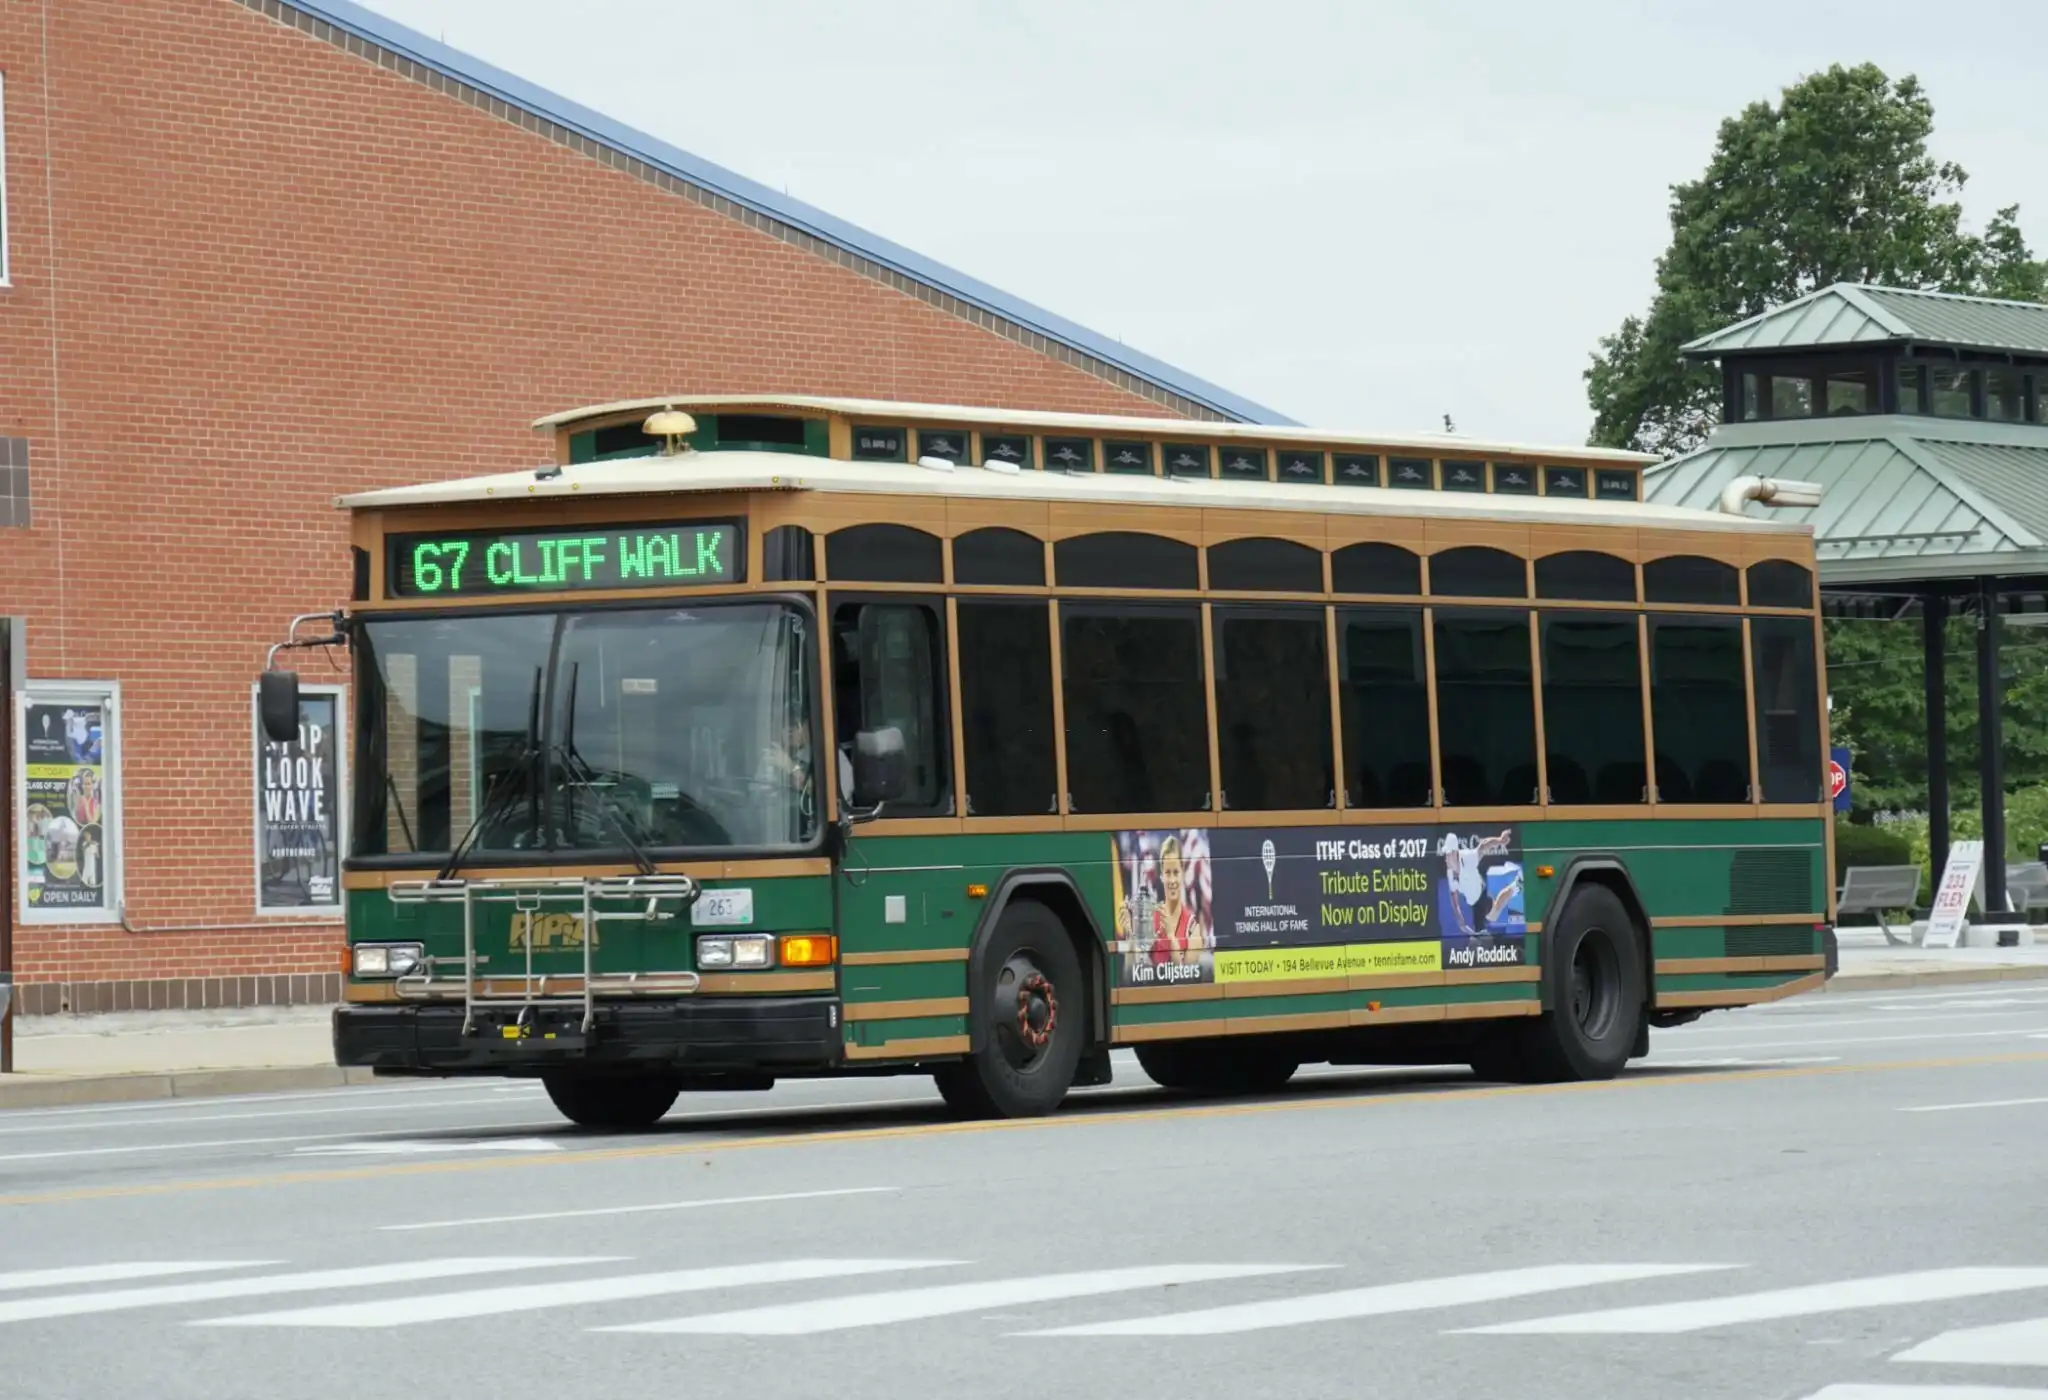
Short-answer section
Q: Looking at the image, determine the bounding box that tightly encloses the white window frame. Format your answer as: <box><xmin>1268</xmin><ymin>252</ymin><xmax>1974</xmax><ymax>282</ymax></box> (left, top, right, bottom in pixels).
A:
<box><xmin>13</xmin><ymin>681</ymin><xmax>123</xmax><ymax>926</ymax></box>
<box><xmin>0</xmin><ymin>70</ymin><xmax>11</xmax><ymax>287</ymax></box>
<box><xmin>251</xmin><ymin>681</ymin><xmax>349</xmax><ymax>917</ymax></box>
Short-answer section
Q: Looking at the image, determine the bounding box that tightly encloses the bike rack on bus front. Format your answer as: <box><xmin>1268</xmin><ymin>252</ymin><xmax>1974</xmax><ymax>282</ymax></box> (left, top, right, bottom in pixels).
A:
<box><xmin>384</xmin><ymin>874</ymin><xmax>701</xmax><ymax>1036</ymax></box>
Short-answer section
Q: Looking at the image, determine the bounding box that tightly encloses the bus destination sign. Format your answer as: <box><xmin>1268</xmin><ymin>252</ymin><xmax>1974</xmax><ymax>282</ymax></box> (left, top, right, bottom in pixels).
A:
<box><xmin>387</xmin><ymin>520</ymin><xmax>739</xmax><ymax>598</ymax></box>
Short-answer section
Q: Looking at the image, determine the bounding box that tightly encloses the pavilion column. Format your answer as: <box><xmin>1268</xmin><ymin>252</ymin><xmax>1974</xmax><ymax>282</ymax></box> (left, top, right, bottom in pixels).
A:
<box><xmin>1923</xmin><ymin>592</ymin><xmax>1949</xmax><ymax>881</ymax></box>
<box><xmin>1976</xmin><ymin>577</ymin><xmax>2008</xmax><ymax>918</ymax></box>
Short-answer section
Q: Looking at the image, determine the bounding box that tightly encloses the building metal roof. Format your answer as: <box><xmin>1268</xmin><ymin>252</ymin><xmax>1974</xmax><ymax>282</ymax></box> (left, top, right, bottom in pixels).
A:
<box><xmin>531</xmin><ymin>394</ymin><xmax>1660</xmax><ymax>465</ymax></box>
<box><xmin>1681</xmin><ymin>283</ymin><xmax>2048</xmax><ymax>360</ymax></box>
<box><xmin>269</xmin><ymin>0</ymin><xmax>1292</xmax><ymax>426</ymax></box>
<box><xmin>1644</xmin><ymin>417</ymin><xmax>2048</xmax><ymax>585</ymax></box>
<box><xmin>339</xmin><ymin>445</ymin><xmax>1796</xmax><ymax>544</ymax></box>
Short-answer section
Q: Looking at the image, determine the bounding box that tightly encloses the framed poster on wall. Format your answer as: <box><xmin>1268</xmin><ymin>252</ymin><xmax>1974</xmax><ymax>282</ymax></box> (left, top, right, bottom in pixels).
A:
<box><xmin>13</xmin><ymin>681</ymin><xmax>121</xmax><ymax>925</ymax></box>
<box><xmin>253</xmin><ymin>682</ymin><xmax>347</xmax><ymax>915</ymax></box>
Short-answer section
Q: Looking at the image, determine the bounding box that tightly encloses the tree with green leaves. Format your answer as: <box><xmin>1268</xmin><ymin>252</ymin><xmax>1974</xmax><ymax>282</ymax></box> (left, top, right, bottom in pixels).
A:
<box><xmin>1586</xmin><ymin>63</ymin><xmax>2047</xmax><ymax>456</ymax></box>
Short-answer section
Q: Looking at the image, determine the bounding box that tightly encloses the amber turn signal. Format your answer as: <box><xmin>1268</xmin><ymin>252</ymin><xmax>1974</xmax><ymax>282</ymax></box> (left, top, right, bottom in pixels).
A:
<box><xmin>778</xmin><ymin>934</ymin><xmax>837</xmax><ymax>967</ymax></box>
<box><xmin>1535</xmin><ymin>865</ymin><xmax>1555</xmax><ymax>878</ymax></box>
<box><xmin>966</xmin><ymin>883</ymin><xmax>989</xmax><ymax>899</ymax></box>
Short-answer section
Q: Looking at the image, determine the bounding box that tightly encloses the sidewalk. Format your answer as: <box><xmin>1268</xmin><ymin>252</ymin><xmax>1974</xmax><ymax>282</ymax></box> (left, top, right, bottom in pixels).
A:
<box><xmin>2</xmin><ymin>941</ymin><xmax>2045</xmax><ymax>1109</ymax></box>
<box><xmin>0</xmin><ymin>1005</ymin><xmax>371</xmax><ymax>1109</ymax></box>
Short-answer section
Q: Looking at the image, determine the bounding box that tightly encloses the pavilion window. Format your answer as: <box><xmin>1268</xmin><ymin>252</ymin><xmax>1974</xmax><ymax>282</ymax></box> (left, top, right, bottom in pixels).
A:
<box><xmin>1930</xmin><ymin>366</ymin><xmax>1974</xmax><ymax>419</ymax></box>
<box><xmin>1822</xmin><ymin>369</ymin><xmax>1876</xmax><ymax>416</ymax></box>
<box><xmin>1984</xmin><ymin>367</ymin><xmax>2026</xmax><ymax>422</ymax></box>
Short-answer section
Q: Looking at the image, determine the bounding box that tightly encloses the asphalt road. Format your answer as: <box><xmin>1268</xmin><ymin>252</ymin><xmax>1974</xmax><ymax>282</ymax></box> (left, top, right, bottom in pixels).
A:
<box><xmin>4</xmin><ymin>984</ymin><xmax>2048</xmax><ymax>1400</ymax></box>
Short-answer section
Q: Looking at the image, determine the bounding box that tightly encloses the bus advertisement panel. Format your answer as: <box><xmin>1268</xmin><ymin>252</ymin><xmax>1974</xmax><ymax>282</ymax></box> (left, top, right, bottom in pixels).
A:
<box><xmin>1112</xmin><ymin>825</ymin><xmax>1527</xmax><ymax>989</ymax></box>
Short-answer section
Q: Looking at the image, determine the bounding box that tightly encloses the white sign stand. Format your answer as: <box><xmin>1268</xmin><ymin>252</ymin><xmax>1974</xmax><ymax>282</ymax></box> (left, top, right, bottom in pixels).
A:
<box><xmin>1923</xmin><ymin>840</ymin><xmax>1984</xmax><ymax>949</ymax></box>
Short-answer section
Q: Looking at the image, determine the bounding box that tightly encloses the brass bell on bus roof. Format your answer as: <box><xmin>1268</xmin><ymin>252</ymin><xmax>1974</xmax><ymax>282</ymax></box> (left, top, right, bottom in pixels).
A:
<box><xmin>643</xmin><ymin>406</ymin><xmax>697</xmax><ymax>455</ymax></box>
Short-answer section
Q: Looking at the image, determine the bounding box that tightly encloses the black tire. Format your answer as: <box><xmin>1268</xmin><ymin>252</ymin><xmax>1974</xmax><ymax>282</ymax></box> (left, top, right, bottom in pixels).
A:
<box><xmin>1510</xmin><ymin>882</ymin><xmax>1646</xmax><ymax>1083</ymax></box>
<box><xmin>541</xmin><ymin>1072</ymin><xmax>680</xmax><ymax>1130</ymax></box>
<box><xmin>932</xmin><ymin>900</ymin><xmax>1086</xmax><ymax>1119</ymax></box>
<box><xmin>1134</xmin><ymin>1041</ymin><xmax>1299</xmax><ymax>1096</ymax></box>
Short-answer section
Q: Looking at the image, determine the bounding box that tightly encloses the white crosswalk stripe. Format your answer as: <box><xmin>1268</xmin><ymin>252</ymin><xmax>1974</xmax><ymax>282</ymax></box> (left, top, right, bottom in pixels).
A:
<box><xmin>197</xmin><ymin>1259</ymin><xmax>954</xmax><ymax>1328</ymax></box>
<box><xmin>1463</xmin><ymin>1268</ymin><xmax>2048</xmax><ymax>1335</ymax></box>
<box><xmin>0</xmin><ymin>1258</ymin><xmax>613</xmax><ymax>1325</ymax></box>
<box><xmin>0</xmin><ymin>1263</ymin><xmax>271</xmax><ymax>1293</ymax></box>
<box><xmin>1897</xmin><ymin>1314</ymin><xmax>2048</xmax><ymax>1368</ymax></box>
<box><xmin>604</xmin><ymin>1264</ymin><xmax>1326</xmax><ymax>1336</ymax></box>
<box><xmin>1798</xmin><ymin>1387</ymin><xmax>2048</xmax><ymax>1399</ymax></box>
<box><xmin>1027</xmin><ymin>1263</ymin><xmax>1733</xmax><ymax>1337</ymax></box>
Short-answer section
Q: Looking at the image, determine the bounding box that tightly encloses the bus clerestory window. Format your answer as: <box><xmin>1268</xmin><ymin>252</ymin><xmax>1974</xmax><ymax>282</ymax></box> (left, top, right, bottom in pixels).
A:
<box><xmin>1054</xmin><ymin>533</ymin><xmax>1198</xmax><ymax>590</ymax></box>
<box><xmin>1643</xmin><ymin>556</ymin><xmax>1739</xmax><ymax>606</ymax></box>
<box><xmin>1331</xmin><ymin>542</ymin><xmax>1422</xmax><ymax>596</ymax></box>
<box><xmin>1430</xmin><ymin>547</ymin><xmax>1527</xmax><ymax>599</ymax></box>
<box><xmin>825</xmin><ymin>524</ymin><xmax>942</xmax><ymax>584</ymax></box>
<box><xmin>1746</xmin><ymin>559</ymin><xmax>1813</xmax><ymax>610</ymax></box>
<box><xmin>1535</xmin><ymin>551</ymin><xmax>1636</xmax><ymax>603</ymax></box>
<box><xmin>953</xmin><ymin>527</ymin><xmax>1046</xmax><ymax>587</ymax></box>
<box><xmin>1206</xmin><ymin>537</ymin><xmax>1323</xmax><ymax>593</ymax></box>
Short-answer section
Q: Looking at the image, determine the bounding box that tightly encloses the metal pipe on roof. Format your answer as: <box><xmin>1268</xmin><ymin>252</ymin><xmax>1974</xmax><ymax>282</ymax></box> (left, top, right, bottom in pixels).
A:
<box><xmin>1719</xmin><ymin>475</ymin><xmax>1824</xmax><ymax>514</ymax></box>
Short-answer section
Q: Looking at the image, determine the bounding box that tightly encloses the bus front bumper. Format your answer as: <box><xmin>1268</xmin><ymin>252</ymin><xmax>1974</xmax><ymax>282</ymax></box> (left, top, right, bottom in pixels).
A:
<box><xmin>333</xmin><ymin>997</ymin><xmax>841</xmax><ymax>1075</ymax></box>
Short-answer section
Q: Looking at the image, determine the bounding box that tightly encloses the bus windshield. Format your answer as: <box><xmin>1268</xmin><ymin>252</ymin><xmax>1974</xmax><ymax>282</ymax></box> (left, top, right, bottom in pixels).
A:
<box><xmin>353</xmin><ymin>601</ymin><xmax>818</xmax><ymax>859</ymax></box>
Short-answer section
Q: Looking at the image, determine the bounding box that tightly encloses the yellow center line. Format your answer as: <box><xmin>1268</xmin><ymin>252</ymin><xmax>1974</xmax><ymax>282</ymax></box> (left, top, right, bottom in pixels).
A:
<box><xmin>4</xmin><ymin>1048</ymin><xmax>2042</xmax><ymax>1209</ymax></box>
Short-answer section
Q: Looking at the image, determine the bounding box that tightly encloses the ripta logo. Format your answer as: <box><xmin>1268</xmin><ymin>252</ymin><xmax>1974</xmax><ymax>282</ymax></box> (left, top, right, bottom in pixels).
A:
<box><xmin>509</xmin><ymin>912</ymin><xmax>598</xmax><ymax>950</ymax></box>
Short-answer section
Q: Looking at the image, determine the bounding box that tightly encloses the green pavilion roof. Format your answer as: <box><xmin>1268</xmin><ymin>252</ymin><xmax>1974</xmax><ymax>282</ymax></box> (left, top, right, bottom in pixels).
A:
<box><xmin>1681</xmin><ymin>284</ymin><xmax>2048</xmax><ymax>361</ymax></box>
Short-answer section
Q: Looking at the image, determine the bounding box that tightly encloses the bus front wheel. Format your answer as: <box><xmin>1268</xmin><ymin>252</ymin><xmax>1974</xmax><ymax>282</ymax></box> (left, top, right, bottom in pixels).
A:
<box><xmin>541</xmin><ymin>1071</ymin><xmax>679</xmax><ymax>1130</ymax></box>
<box><xmin>933</xmin><ymin>900</ymin><xmax>1085</xmax><ymax>1119</ymax></box>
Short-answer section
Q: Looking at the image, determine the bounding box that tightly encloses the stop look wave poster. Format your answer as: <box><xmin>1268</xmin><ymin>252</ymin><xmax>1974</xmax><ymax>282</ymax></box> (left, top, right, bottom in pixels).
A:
<box><xmin>1110</xmin><ymin>825</ymin><xmax>1527</xmax><ymax>988</ymax></box>
<box><xmin>16</xmin><ymin>691</ymin><xmax>116</xmax><ymax>920</ymax></box>
<box><xmin>254</xmin><ymin>685</ymin><xmax>343</xmax><ymax>912</ymax></box>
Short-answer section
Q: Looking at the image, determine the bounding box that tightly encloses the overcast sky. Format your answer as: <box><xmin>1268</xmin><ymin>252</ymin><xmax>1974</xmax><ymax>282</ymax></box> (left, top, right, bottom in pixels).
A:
<box><xmin>359</xmin><ymin>0</ymin><xmax>2048</xmax><ymax>446</ymax></box>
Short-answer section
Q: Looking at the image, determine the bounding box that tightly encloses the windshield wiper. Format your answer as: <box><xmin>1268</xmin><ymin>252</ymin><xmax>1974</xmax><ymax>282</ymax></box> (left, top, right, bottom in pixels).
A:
<box><xmin>554</xmin><ymin>662</ymin><xmax>659</xmax><ymax>877</ymax></box>
<box><xmin>436</xmin><ymin>665</ymin><xmax>543</xmax><ymax>882</ymax></box>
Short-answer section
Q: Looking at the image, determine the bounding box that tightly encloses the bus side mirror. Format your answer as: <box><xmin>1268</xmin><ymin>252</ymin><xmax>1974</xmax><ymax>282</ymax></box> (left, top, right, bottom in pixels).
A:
<box><xmin>852</xmin><ymin>726</ymin><xmax>908</xmax><ymax>806</ymax></box>
<box><xmin>259</xmin><ymin>669</ymin><xmax>301</xmax><ymax>745</ymax></box>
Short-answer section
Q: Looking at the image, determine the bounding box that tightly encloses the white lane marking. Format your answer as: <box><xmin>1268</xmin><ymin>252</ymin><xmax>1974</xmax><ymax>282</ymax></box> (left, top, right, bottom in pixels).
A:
<box><xmin>1668</xmin><ymin>1009</ymin><xmax>2048</xmax><ymax>1036</ymax></box>
<box><xmin>0</xmin><ymin>1257</ymin><xmax>615</xmax><ymax>1325</ymax></box>
<box><xmin>1873</xmin><ymin>998</ymin><xmax>2048</xmax><ymax>1011</ymax></box>
<box><xmin>292</xmin><ymin>1137</ymin><xmax>563</xmax><ymax>1157</ymax></box>
<box><xmin>0</xmin><ymin>1092</ymin><xmax>547</xmax><ymax>1138</ymax></box>
<box><xmin>1900</xmin><ymin>1097</ymin><xmax>2048</xmax><ymax>1114</ymax></box>
<box><xmin>0</xmin><ymin>1079</ymin><xmax>540</xmax><ymax>1122</ymax></box>
<box><xmin>1648</xmin><ymin>1057</ymin><xmax>1839</xmax><ymax>1069</ymax></box>
<box><xmin>0</xmin><ymin>1125</ymin><xmax>564</xmax><ymax>1163</ymax></box>
<box><xmin>609</xmin><ymin>1263</ymin><xmax>1329</xmax><ymax>1335</ymax></box>
<box><xmin>1026</xmin><ymin>1263</ymin><xmax>1733</xmax><ymax>1337</ymax></box>
<box><xmin>0</xmin><ymin>1262</ymin><xmax>270</xmax><ymax>1292</ymax></box>
<box><xmin>381</xmin><ymin>1186</ymin><xmax>899</xmax><ymax>1231</ymax></box>
<box><xmin>1466</xmin><ymin>1268</ymin><xmax>2048</xmax><ymax>1335</ymax></box>
<box><xmin>1650</xmin><ymin>1028</ymin><xmax>2045</xmax><ymax>1057</ymax></box>
<box><xmin>1798</xmin><ymin>1387</ymin><xmax>2048</xmax><ymax>1399</ymax></box>
<box><xmin>200</xmin><ymin>1259</ymin><xmax>952</xmax><ymax>1328</ymax></box>
<box><xmin>1898</xmin><ymin>1315</ymin><xmax>2048</xmax><ymax>1367</ymax></box>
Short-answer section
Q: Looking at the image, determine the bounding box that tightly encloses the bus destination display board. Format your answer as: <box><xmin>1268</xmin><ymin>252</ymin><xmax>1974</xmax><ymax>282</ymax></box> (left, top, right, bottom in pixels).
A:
<box><xmin>388</xmin><ymin>520</ymin><xmax>739</xmax><ymax>598</ymax></box>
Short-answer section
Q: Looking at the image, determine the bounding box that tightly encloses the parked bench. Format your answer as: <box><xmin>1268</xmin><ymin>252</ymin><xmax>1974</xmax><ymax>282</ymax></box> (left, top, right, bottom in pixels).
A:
<box><xmin>2009</xmin><ymin>861</ymin><xmax>2048</xmax><ymax>921</ymax></box>
<box><xmin>1836</xmin><ymin>864</ymin><xmax>1925</xmax><ymax>946</ymax></box>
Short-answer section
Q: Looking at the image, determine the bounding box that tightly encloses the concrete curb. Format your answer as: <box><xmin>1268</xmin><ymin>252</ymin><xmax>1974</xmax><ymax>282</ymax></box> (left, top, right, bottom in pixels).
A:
<box><xmin>0</xmin><ymin>1064</ymin><xmax>378</xmax><ymax>1110</ymax></box>
<box><xmin>1824</xmin><ymin>964</ymin><xmax>2048</xmax><ymax>992</ymax></box>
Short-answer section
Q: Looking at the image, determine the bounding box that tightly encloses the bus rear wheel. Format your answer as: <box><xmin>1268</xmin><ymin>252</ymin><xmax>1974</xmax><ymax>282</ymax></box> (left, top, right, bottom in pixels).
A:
<box><xmin>1473</xmin><ymin>883</ymin><xmax>1644</xmax><ymax>1084</ymax></box>
<box><xmin>1135</xmin><ymin>1041</ymin><xmax>1298</xmax><ymax>1096</ymax></box>
<box><xmin>541</xmin><ymin>1071</ymin><xmax>679</xmax><ymax>1130</ymax></box>
<box><xmin>933</xmin><ymin>900</ymin><xmax>1085</xmax><ymax>1119</ymax></box>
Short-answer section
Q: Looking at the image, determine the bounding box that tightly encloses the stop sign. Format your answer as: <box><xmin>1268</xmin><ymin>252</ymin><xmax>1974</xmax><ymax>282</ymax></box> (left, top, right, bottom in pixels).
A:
<box><xmin>1828</xmin><ymin>758</ymin><xmax>1848</xmax><ymax>800</ymax></box>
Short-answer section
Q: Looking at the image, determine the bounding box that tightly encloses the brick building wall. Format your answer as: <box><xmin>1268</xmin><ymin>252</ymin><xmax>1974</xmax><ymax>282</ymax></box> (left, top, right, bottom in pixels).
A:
<box><xmin>0</xmin><ymin>0</ymin><xmax>1197</xmax><ymax>1012</ymax></box>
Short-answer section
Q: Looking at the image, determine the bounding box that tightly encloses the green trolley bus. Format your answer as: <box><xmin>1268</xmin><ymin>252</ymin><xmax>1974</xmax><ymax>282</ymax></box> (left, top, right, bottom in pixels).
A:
<box><xmin>257</xmin><ymin>395</ymin><xmax>1838</xmax><ymax>1128</ymax></box>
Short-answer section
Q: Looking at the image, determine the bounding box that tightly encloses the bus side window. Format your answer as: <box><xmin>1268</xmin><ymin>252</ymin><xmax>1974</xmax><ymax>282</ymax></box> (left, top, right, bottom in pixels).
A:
<box><xmin>831</xmin><ymin>602</ymin><xmax>950</xmax><ymax>812</ymax></box>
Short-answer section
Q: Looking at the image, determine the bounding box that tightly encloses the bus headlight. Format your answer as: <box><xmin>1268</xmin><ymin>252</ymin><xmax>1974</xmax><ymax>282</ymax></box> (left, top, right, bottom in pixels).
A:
<box><xmin>697</xmin><ymin>934</ymin><xmax>774</xmax><ymax>969</ymax></box>
<box><xmin>353</xmin><ymin>943</ymin><xmax>424</xmax><ymax>978</ymax></box>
